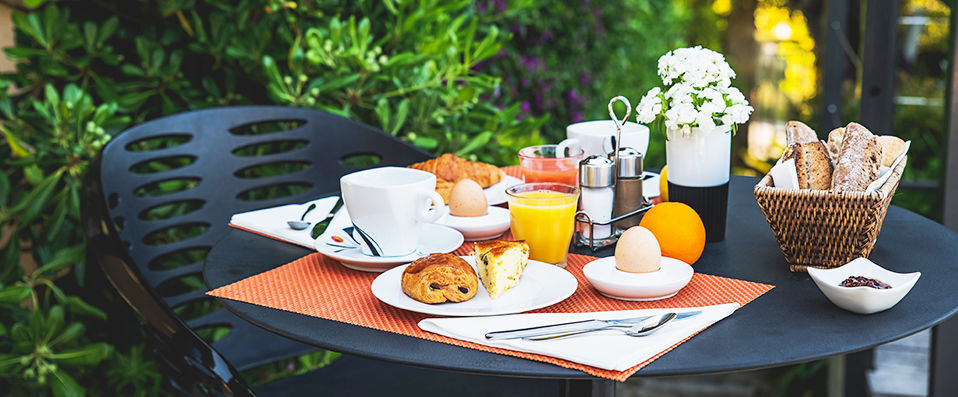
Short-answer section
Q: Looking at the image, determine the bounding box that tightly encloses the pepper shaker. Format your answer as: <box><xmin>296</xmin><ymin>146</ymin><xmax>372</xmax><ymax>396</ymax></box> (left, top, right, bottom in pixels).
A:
<box><xmin>577</xmin><ymin>155</ymin><xmax>616</xmax><ymax>246</ymax></box>
<box><xmin>613</xmin><ymin>147</ymin><xmax>645</xmax><ymax>231</ymax></box>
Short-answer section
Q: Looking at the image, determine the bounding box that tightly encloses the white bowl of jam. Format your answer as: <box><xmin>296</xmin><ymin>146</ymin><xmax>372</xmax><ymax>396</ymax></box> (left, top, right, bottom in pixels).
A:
<box><xmin>807</xmin><ymin>258</ymin><xmax>920</xmax><ymax>314</ymax></box>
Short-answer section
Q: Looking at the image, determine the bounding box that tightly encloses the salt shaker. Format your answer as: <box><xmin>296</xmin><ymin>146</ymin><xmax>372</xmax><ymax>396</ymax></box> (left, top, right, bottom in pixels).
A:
<box><xmin>577</xmin><ymin>155</ymin><xmax>616</xmax><ymax>246</ymax></box>
<box><xmin>613</xmin><ymin>147</ymin><xmax>645</xmax><ymax>231</ymax></box>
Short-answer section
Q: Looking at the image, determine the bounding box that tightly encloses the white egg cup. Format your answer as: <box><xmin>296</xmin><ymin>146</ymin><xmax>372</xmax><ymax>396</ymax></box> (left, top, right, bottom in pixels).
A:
<box><xmin>582</xmin><ymin>256</ymin><xmax>694</xmax><ymax>301</ymax></box>
<box><xmin>807</xmin><ymin>258</ymin><xmax>920</xmax><ymax>315</ymax></box>
<box><xmin>437</xmin><ymin>206</ymin><xmax>511</xmax><ymax>241</ymax></box>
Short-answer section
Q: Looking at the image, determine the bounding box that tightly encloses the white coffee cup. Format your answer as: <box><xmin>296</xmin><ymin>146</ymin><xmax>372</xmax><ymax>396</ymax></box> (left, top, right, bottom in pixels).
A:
<box><xmin>563</xmin><ymin>120</ymin><xmax>650</xmax><ymax>157</ymax></box>
<box><xmin>340</xmin><ymin>167</ymin><xmax>445</xmax><ymax>257</ymax></box>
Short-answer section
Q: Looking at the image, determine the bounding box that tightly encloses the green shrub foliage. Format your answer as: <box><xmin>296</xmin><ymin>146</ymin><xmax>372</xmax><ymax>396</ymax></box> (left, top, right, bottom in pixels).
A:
<box><xmin>0</xmin><ymin>0</ymin><xmax>550</xmax><ymax>394</ymax></box>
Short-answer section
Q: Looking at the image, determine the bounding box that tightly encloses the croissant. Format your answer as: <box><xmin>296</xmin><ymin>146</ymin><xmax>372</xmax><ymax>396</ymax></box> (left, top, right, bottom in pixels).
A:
<box><xmin>409</xmin><ymin>153</ymin><xmax>504</xmax><ymax>189</ymax></box>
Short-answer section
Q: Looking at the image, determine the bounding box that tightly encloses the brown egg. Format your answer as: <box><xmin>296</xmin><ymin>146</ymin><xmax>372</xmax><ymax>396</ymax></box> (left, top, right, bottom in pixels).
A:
<box><xmin>449</xmin><ymin>179</ymin><xmax>488</xmax><ymax>217</ymax></box>
<box><xmin>615</xmin><ymin>226</ymin><xmax>662</xmax><ymax>273</ymax></box>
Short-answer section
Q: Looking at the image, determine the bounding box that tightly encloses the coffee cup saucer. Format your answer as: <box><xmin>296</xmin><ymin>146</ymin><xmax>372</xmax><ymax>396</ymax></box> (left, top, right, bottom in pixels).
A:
<box><xmin>437</xmin><ymin>206</ymin><xmax>511</xmax><ymax>241</ymax></box>
<box><xmin>314</xmin><ymin>223</ymin><xmax>464</xmax><ymax>272</ymax></box>
<box><xmin>485</xmin><ymin>175</ymin><xmax>522</xmax><ymax>205</ymax></box>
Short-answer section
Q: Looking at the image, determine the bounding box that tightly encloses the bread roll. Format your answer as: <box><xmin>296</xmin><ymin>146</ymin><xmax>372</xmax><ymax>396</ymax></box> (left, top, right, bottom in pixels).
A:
<box><xmin>831</xmin><ymin>123</ymin><xmax>882</xmax><ymax>192</ymax></box>
<box><xmin>877</xmin><ymin>135</ymin><xmax>905</xmax><ymax>167</ymax></box>
<box><xmin>782</xmin><ymin>141</ymin><xmax>833</xmax><ymax>190</ymax></box>
<box><xmin>786</xmin><ymin>121</ymin><xmax>819</xmax><ymax>146</ymax></box>
<box><xmin>826</xmin><ymin>127</ymin><xmax>844</xmax><ymax>165</ymax></box>
<box><xmin>401</xmin><ymin>253</ymin><xmax>478</xmax><ymax>304</ymax></box>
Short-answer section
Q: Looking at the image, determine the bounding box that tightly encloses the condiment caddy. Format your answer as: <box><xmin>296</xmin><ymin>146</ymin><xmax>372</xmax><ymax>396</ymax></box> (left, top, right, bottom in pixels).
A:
<box><xmin>574</xmin><ymin>96</ymin><xmax>655</xmax><ymax>251</ymax></box>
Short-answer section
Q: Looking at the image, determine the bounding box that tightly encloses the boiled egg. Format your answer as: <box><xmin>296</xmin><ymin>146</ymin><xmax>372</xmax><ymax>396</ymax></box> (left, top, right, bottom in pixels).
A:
<box><xmin>614</xmin><ymin>226</ymin><xmax>662</xmax><ymax>273</ymax></box>
<box><xmin>449</xmin><ymin>179</ymin><xmax>488</xmax><ymax>217</ymax></box>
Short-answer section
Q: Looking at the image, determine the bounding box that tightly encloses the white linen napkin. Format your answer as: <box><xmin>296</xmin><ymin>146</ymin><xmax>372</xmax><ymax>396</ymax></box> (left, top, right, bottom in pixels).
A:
<box><xmin>866</xmin><ymin>140</ymin><xmax>910</xmax><ymax>192</ymax></box>
<box><xmin>228</xmin><ymin>196</ymin><xmax>339</xmax><ymax>249</ymax></box>
<box><xmin>769</xmin><ymin>158</ymin><xmax>800</xmax><ymax>190</ymax></box>
<box><xmin>418</xmin><ymin>303</ymin><xmax>739</xmax><ymax>372</ymax></box>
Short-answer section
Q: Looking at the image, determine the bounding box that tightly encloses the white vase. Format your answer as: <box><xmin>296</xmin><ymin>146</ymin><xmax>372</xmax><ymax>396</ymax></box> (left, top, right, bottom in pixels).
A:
<box><xmin>665</xmin><ymin>124</ymin><xmax>732</xmax><ymax>243</ymax></box>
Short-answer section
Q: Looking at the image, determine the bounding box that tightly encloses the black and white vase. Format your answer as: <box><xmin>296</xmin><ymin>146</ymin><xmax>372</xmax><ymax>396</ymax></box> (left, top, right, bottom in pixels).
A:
<box><xmin>665</xmin><ymin>124</ymin><xmax>731</xmax><ymax>243</ymax></box>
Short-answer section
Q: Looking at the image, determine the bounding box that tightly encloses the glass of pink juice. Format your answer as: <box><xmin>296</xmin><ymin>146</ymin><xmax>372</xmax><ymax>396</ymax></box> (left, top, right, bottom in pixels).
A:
<box><xmin>518</xmin><ymin>145</ymin><xmax>583</xmax><ymax>186</ymax></box>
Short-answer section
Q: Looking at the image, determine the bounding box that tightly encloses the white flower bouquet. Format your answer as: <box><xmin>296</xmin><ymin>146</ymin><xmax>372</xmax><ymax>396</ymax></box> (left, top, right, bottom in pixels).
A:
<box><xmin>635</xmin><ymin>46</ymin><xmax>753</xmax><ymax>138</ymax></box>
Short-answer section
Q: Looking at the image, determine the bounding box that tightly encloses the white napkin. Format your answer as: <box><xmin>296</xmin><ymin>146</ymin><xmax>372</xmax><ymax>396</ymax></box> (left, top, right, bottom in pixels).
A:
<box><xmin>418</xmin><ymin>303</ymin><xmax>739</xmax><ymax>372</ymax></box>
<box><xmin>228</xmin><ymin>196</ymin><xmax>339</xmax><ymax>249</ymax></box>
<box><xmin>866</xmin><ymin>141</ymin><xmax>911</xmax><ymax>192</ymax></box>
<box><xmin>769</xmin><ymin>158</ymin><xmax>800</xmax><ymax>190</ymax></box>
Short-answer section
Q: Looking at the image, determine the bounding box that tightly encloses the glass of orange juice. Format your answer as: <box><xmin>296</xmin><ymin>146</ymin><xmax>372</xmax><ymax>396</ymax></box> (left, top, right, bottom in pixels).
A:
<box><xmin>518</xmin><ymin>145</ymin><xmax>584</xmax><ymax>186</ymax></box>
<box><xmin>506</xmin><ymin>183</ymin><xmax>580</xmax><ymax>267</ymax></box>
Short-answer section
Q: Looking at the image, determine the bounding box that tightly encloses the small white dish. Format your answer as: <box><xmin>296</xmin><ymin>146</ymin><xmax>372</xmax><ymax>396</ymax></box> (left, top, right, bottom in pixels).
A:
<box><xmin>485</xmin><ymin>175</ymin><xmax>522</xmax><ymax>205</ymax></box>
<box><xmin>643</xmin><ymin>172</ymin><xmax>660</xmax><ymax>199</ymax></box>
<box><xmin>807</xmin><ymin>258</ymin><xmax>920</xmax><ymax>315</ymax></box>
<box><xmin>371</xmin><ymin>256</ymin><xmax>577</xmax><ymax>316</ymax></box>
<box><xmin>314</xmin><ymin>223</ymin><xmax>464</xmax><ymax>272</ymax></box>
<box><xmin>582</xmin><ymin>256</ymin><xmax>693</xmax><ymax>301</ymax></box>
<box><xmin>437</xmin><ymin>206</ymin><xmax>511</xmax><ymax>241</ymax></box>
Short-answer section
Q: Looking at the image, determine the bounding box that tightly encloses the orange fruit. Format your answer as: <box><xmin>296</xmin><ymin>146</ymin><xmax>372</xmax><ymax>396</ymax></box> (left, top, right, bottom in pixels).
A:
<box><xmin>659</xmin><ymin>165</ymin><xmax>669</xmax><ymax>201</ymax></box>
<box><xmin>639</xmin><ymin>202</ymin><xmax>705</xmax><ymax>265</ymax></box>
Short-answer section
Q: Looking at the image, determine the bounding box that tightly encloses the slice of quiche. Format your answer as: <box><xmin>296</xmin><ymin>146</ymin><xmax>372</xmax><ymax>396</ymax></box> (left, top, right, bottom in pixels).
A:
<box><xmin>472</xmin><ymin>240</ymin><xmax>529</xmax><ymax>299</ymax></box>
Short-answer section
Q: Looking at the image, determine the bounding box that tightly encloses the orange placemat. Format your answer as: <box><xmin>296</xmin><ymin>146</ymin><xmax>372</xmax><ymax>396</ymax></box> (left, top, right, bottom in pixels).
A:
<box><xmin>208</xmin><ymin>245</ymin><xmax>773</xmax><ymax>381</ymax></box>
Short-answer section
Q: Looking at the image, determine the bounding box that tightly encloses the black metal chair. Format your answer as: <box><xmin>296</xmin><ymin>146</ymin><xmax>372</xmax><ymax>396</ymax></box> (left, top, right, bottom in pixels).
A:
<box><xmin>83</xmin><ymin>106</ymin><xmax>560</xmax><ymax>395</ymax></box>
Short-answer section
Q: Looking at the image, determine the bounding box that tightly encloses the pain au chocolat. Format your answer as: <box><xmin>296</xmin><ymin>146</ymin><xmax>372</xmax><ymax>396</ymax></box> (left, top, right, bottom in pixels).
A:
<box><xmin>401</xmin><ymin>253</ymin><xmax>478</xmax><ymax>304</ymax></box>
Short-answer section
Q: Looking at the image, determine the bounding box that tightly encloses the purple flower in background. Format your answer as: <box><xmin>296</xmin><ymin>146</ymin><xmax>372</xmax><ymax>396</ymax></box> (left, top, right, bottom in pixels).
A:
<box><xmin>521</xmin><ymin>101</ymin><xmax>531</xmax><ymax>113</ymax></box>
<box><xmin>568</xmin><ymin>89</ymin><xmax>582</xmax><ymax>106</ymax></box>
<box><xmin>535</xmin><ymin>29</ymin><xmax>554</xmax><ymax>45</ymax></box>
<box><xmin>519</xmin><ymin>55</ymin><xmax>543</xmax><ymax>73</ymax></box>
<box><xmin>580</xmin><ymin>73</ymin><xmax>592</xmax><ymax>87</ymax></box>
<box><xmin>571</xmin><ymin>110</ymin><xmax>583</xmax><ymax>123</ymax></box>
<box><xmin>493</xmin><ymin>0</ymin><xmax>507</xmax><ymax>12</ymax></box>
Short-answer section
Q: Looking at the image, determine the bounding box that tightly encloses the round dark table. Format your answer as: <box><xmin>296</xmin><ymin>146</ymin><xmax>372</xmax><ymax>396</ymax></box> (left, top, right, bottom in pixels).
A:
<box><xmin>204</xmin><ymin>175</ymin><xmax>958</xmax><ymax>381</ymax></box>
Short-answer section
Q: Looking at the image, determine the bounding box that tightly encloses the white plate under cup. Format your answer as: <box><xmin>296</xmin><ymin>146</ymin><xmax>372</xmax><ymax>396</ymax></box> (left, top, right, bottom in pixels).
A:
<box><xmin>340</xmin><ymin>167</ymin><xmax>444</xmax><ymax>257</ymax></box>
<box><xmin>565</xmin><ymin>120</ymin><xmax>650</xmax><ymax>157</ymax></box>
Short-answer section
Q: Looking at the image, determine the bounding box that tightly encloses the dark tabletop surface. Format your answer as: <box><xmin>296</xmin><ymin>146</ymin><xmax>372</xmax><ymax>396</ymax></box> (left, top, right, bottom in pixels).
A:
<box><xmin>204</xmin><ymin>175</ymin><xmax>958</xmax><ymax>379</ymax></box>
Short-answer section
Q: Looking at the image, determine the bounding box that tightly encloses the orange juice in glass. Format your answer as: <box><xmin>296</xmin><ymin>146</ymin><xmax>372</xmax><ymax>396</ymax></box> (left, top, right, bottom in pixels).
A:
<box><xmin>518</xmin><ymin>145</ymin><xmax>584</xmax><ymax>186</ymax></box>
<box><xmin>506</xmin><ymin>183</ymin><xmax>579</xmax><ymax>267</ymax></box>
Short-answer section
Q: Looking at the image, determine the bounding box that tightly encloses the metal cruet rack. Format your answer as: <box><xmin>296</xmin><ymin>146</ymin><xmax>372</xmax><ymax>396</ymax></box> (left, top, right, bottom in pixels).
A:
<box><xmin>574</xmin><ymin>96</ymin><xmax>655</xmax><ymax>251</ymax></box>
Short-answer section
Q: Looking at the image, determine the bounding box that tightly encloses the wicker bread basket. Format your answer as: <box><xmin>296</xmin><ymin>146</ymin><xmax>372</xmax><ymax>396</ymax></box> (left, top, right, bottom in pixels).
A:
<box><xmin>753</xmin><ymin>157</ymin><xmax>907</xmax><ymax>272</ymax></box>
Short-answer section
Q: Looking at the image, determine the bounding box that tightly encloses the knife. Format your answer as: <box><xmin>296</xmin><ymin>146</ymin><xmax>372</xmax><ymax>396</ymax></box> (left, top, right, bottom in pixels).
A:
<box><xmin>484</xmin><ymin>311</ymin><xmax>702</xmax><ymax>341</ymax></box>
<box><xmin>311</xmin><ymin>197</ymin><xmax>344</xmax><ymax>239</ymax></box>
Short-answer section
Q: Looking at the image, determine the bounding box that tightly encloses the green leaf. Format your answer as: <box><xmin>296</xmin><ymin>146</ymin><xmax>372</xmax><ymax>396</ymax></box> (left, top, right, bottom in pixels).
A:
<box><xmin>23</xmin><ymin>0</ymin><xmax>47</xmax><ymax>8</ymax></box>
<box><xmin>97</xmin><ymin>17</ymin><xmax>118</xmax><ymax>47</ymax></box>
<box><xmin>35</xmin><ymin>244</ymin><xmax>84</xmax><ymax>275</ymax></box>
<box><xmin>1</xmin><ymin>243</ymin><xmax>22</xmax><ymax>281</ymax></box>
<box><xmin>455</xmin><ymin>131</ymin><xmax>493</xmax><ymax>156</ymax></box>
<box><xmin>11</xmin><ymin>11</ymin><xmax>46</xmax><ymax>47</ymax></box>
<box><xmin>50</xmin><ymin>323</ymin><xmax>84</xmax><ymax>347</ymax></box>
<box><xmin>0</xmin><ymin>285</ymin><xmax>31</xmax><ymax>304</ymax></box>
<box><xmin>14</xmin><ymin>171</ymin><xmax>61</xmax><ymax>226</ymax></box>
<box><xmin>412</xmin><ymin>136</ymin><xmax>438</xmax><ymax>150</ymax></box>
<box><xmin>49</xmin><ymin>369</ymin><xmax>85</xmax><ymax>397</ymax></box>
<box><xmin>83</xmin><ymin>22</ymin><xmax>96</xmax><ymax>50</ymax></box>
<box><xmin>65</xmin><ymin>296</ymin><xmax>106</xmax><ymax>320</ymax></box>
<box><xmin>0</xmin><ymin>169</ymin><xmax>9</xmax><ymax>206</ymax></box>
<box><xmin>54</xmin><ymin>343</ymin><xmax>112</xmax><ymax>367</ymax></box>
<box><xmin>1</xmin><ymin>124</ymin><xmax>33</xmax><ymax>157</ymax></box>
<box><xmin>310</xmin><ymin>74</ymin><xmax>360</xmax><ymax>92</ymax></box>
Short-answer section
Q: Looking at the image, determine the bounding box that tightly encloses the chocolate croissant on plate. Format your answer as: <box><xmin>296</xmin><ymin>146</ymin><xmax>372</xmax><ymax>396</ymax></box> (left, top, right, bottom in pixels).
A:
<box><xmin>401</xmin><ymin>253</ymin><xmax>478</xmax><ymax>304</ymax></box>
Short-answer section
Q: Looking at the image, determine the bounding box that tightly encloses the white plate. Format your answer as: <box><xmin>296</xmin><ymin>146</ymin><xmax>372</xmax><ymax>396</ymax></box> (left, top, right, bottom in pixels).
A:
<box><xmin>371</xmin><ymin>256</ymin><xmax>578</xmax><ymax>316</ymax></box>
<box><xmin>643</xmin><ymin>172</ymin><xmax>660</xmax><ymax>199</ymax></box>
<box><xmin>807</xmin><ymin>258</ymin><xmax>920</xmax><ymax>314</ymax></box>
<box><xmin>437</xmin><ymin>206</ymin><xmax>511</xmax><ymax>241</ymax></box>
<box><xmin>582</xmin><ymin>256</ymin><xmax>693</xmax><ymax>301</ymax></box>
<box><xmin>485</xmin><ymin>175</ymin><xmax>522</xmax><ymax>205</ymax></box>
<box><xmin>314</xmin><ymin>223</ymin><xmax>463</xmax><ymax>272</ymax></box>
